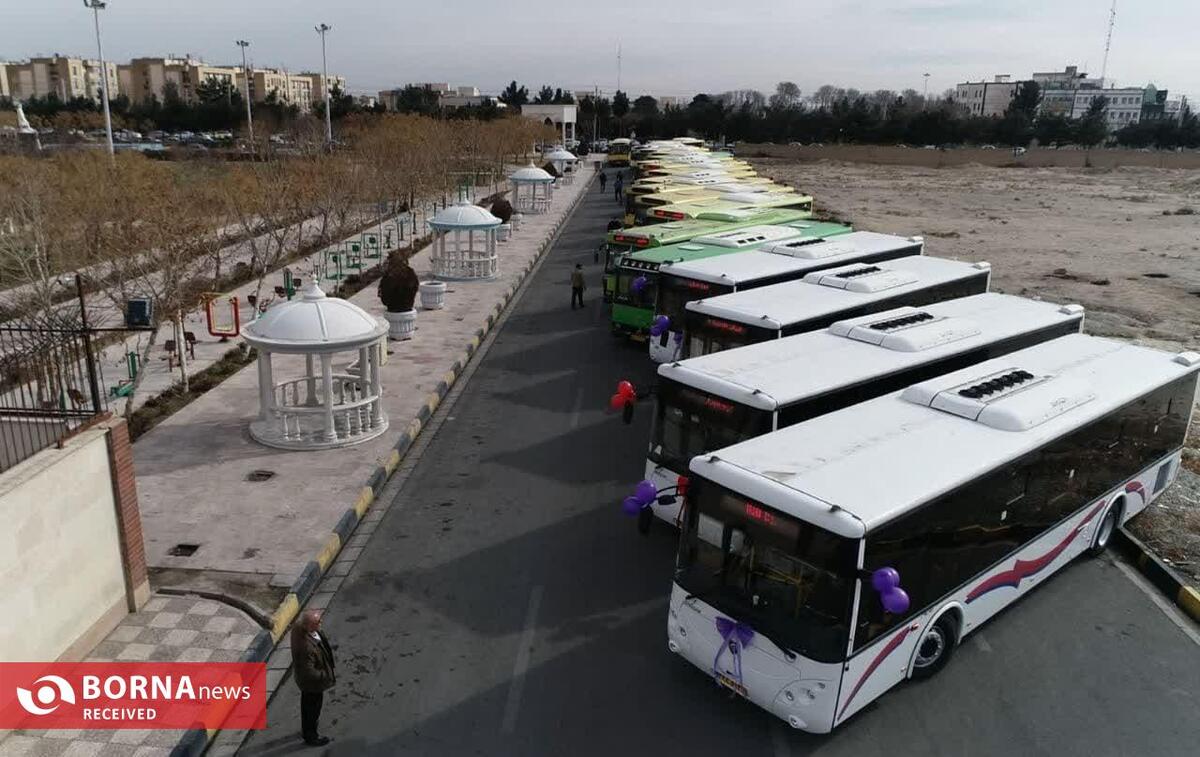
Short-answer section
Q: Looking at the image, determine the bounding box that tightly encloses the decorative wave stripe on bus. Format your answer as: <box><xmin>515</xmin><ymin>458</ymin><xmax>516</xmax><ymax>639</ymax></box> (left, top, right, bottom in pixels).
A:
<box><xmin>836</xmin><ymin>624</ymin><xmax>915</xmax><ymax>721</ymax></box>
<box><xmin>965</xmin><ymin>499</ymin><xmax>1107</xmax><ymax>604</ymax></box>
<box><xmin>1125</xmin><ymin>480</ymin><xmax>1146</xmax><ymax>506</ymax></box>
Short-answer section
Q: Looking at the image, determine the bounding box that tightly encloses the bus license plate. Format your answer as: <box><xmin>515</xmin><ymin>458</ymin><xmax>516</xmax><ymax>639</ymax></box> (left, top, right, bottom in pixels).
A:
<box><xmin>715</xmin><ymin>674</ymin><xmax>747</xmax><ymax>698</ymax></box>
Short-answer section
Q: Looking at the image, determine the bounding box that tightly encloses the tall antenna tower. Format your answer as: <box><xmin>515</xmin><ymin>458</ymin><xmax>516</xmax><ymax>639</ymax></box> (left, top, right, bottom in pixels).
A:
<box><xmin>617</xmin><ymin>42</ymin><xmax>622</xmax><ymax>92</ymax></box>
<box><xmin>1100</xmin><ymin>0</ymin><xmax>1117</xmax><ymax>86</ymax></box>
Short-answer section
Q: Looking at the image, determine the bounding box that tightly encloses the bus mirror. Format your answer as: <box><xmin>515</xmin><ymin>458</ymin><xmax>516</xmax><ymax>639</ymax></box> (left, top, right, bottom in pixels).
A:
<box><xmin>649</xmin><ymin>315</ymin><xmax>670</xmax><ymax>337</ymax></box>
<box><xmin>871</xmin><ymin>567</ymin><xmax>910</xmax><ymax>615</ymax></box>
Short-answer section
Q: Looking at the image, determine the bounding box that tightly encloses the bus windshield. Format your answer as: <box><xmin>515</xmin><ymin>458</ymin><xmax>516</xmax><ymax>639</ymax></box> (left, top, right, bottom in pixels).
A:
<box><xmin>685</xmin><ymin>313</ymin><xmax>772</xmax><ymax>358</ymax></box>
<box><xmin>676</xmin><ymin>479</ymin><xmax>858</xmax><ymax>663</ymax></box>
<box><xmin>648</xmin><ymin>381</ymin><xmax>772</xmax><ymax>472</ymax></box>
<box><xmin>615</xmin><ymin>267</ymin><xmax>658</xmax><ymax>306</ymax></box>
<box><xmin>657</xmin><ymin>276</ymin><xmax>732</xmax><ymax>327</ymax></box>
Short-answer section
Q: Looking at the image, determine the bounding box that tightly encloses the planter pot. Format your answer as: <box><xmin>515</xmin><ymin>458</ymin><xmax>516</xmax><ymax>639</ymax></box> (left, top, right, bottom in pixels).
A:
<box><xmin>497</xmin><ymin>224</ymin><xmax>512</xmax><ymax>242</ymax></box>
<box><xmin>419</xmin><ymin>281</ymin><xmax>447</xmax><ymax>310</ymax></box>
<box><xmin>511</xmin><ymin>213</ymin><xmax>523</xmax><ymax>231</ymax></box>
<box><xmin>384</xmin><ymin>309</ymin><xmax>417</xmax><ymax>340</ymax></box>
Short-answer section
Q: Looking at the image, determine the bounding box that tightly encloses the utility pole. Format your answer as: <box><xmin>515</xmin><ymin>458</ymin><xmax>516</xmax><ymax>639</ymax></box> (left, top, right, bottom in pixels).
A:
<box><xmin>83</xmin><ymin>0</ymin><xmax>114</xmax><ymax>157</ymax></box>
<box><xmin>315</xmin><ymin>23</ymin><xmax>333</xmax><ymax>149</ymax></box>
<box><xmin>593</xmin><ymin>84</ymin><xmax>599</xmax><ymax>142</ymax></box>
<box><xmin>922</xmin><ymin>73</ymin><xmax>930</xmax><ymax>109</ymax></box>
<box><xmin>617</xmin><ymin>42</ymin><xmax>622</xmax><ymax>94</ymax></box>
<box><xmin>236</xmin><ymin>40</ymin><xmax>255</xmax><ymax>151</ymax></box>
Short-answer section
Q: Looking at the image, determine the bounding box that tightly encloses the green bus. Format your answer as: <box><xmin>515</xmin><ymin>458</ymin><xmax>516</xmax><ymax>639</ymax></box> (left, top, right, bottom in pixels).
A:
<box><xmin>602</xmin><ymin>207</ymin><xmax>812</xmax><ymax>304</ymax></box>
<box><xmin>611</xmin><ymin>217</ymin><xmax>854</xmax><ymax>337</ymax></box>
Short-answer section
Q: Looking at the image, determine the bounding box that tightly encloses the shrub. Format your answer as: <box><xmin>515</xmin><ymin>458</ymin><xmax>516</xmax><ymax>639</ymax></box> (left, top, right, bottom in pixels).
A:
<box><xmin>378</xmin><ymin>251</ymin><xmax>420</xmax><ymax>312</ymax></box>
<box><xmin>490</xmin><ymin>197</ymin><xmax>514</xmax><ymax>223</ymax></box>
<box><xmin>541</xmin><ymin>161</ymin><xmax>560</xmax><ymax>178</ymax></box>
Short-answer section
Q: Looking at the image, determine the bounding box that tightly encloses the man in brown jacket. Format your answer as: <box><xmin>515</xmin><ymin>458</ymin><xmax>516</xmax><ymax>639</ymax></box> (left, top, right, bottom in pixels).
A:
<box><xmin>291</xmin><ymin>609</ymin><xmax>336</xmax><ymax>746</ymax></box>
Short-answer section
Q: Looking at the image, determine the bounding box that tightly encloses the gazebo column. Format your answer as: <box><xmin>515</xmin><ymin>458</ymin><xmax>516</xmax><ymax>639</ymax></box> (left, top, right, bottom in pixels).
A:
<box><xmin>358</xmin><ymin>345</ymin><xmax>371</xmax><ymax>429</ymax></box>
<box><xmin>304</xmin><ymin>354</ymin><xmax>317</xmax><ymax>405</ymax></box>
<box><xmin>257</xmin><ymin>349</ymin><xmax>274</xmax><ymax>421</ymax></box>
<box><xmin>370</xmin><ymin>341</ymin><xmax>383</xmax><ymax>427</ymax></box>
<box><xmin>320</xmin><ymin>353</ymin><xmax>337</xmax><ymax>442</ymax></box>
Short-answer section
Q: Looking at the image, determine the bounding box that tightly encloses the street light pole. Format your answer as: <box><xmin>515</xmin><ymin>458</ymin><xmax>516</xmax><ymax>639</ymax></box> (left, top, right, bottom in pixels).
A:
<box><xmin>315</xmin><ymin>23</ymin><xmax>333</xmax><ymax>149</ymax></box>
<box><xmin>83</xmin><ymin>0</ymin><xmax>114</xmax><ymax>157</ymax></box>
<box><xmin>236</xmin><ymin>40</ymin><xmax>255</xmax><ymax>151</ymax></box>
<box><xmin>922</xmin><ymin>73</ymin><xmax>931</xmax><ymax>109</ymax></box>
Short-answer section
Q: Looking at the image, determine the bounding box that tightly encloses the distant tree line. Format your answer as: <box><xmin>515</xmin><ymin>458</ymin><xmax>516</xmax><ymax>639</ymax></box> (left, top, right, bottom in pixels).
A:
<box><xmin>6</xmin><ymin>77</ymin><xmax>1199</xmax><ymax>150</ymax></box>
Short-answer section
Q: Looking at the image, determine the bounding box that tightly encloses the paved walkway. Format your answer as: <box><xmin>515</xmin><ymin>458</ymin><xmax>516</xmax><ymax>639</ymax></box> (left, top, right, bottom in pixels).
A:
<box><xmin>0</xmin><ymin>594</ymin><xmax>261</xmax><ymax>757</ymax></box>
<box><xmin>136</xmin><ymin>173</ymin><xmax>593</xmax><ymax>591</ymax></box>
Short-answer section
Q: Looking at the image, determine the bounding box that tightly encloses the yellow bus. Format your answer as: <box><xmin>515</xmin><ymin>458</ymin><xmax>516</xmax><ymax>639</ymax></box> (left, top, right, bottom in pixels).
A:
<box><xmin>651</xmin><ymin>192</ymin><xmax>814</xmax><ymax>221</ymax></box>
<box><xmin>607</xmin><ymin>138</ymin><xmax>634</xmax><ymax>167</ymax></box>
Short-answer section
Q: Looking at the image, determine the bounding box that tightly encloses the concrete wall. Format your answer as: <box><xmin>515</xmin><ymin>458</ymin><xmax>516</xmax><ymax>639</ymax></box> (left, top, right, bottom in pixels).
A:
<box><xmin>739</xmin><ymin>143</ymin><xmax>1200</xmax><ymax>170</ymax></box>
<box><xmin>0</xmin><ymin>419</ymin><xmax>149</xmax><ymax>662</ymax></box>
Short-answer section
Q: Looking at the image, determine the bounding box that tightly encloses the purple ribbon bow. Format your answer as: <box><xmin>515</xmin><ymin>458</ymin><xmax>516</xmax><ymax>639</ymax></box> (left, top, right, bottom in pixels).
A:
<box><xmin>712</xmin><ymin>616</ymin><xmax>755</xmax><ymax>689</ymax></box>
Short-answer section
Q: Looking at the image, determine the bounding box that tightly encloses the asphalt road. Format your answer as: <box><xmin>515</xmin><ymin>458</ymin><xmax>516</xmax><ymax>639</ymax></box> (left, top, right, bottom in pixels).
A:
<box><xmin>241</xmin><ymin>176</ymin><xmax>1200</xmax><ymax>757</ymax></box>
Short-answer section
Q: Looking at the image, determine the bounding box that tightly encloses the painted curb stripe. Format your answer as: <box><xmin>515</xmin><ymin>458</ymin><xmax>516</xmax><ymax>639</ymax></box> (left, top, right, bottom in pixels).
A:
<box><xmin>242</xmin><ymin>629</ymin><xmax>275</xmax><ymax>663</ymax></box>
<box><xmin>333</xmin><ymin>509</ymin><xmax>358</xmax><ymax>543</ymax></box>
<box><xmin>289</xmin><ymin>562</ymin><xmax>321</xmax><ymax>606</ymax></box>
<box><xmin>270</xmin><ymin>594</ymin><xmax>300</xmax><ymax>641</ymax></box>
<box><xmin>353</xmin><ymin>487</ymin><xmax>374</xmax><ymax>518</ymax></box>
<box><xmin>1179</xmin><ymin>586</ymin><xmax>1200</xmax><ymax>622</ymax></box>
<box><xmin>313</xmin><ymin>534</ymin><xmax>341</xmax><ymax>571</ymax></box>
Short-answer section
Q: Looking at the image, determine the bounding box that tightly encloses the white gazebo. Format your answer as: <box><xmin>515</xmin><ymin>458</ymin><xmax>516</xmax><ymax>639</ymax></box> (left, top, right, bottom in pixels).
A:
<box><xmin>545</xmin><ymin>147</ymin><xmax>578</xmax><ymax>184</ymax></box>
<box><xmin>429</xmin><ymin>202</ymin><xmax>502</xmax><ymax>280</ymax></box>
<box><xmin>241</xmin><ymin>281</ymin><xmax>388</xmax><ymax>450</ymax></box>
<box><xmin>510</xmin><ymin>163</ymin><xmax>555</xmax><ymax>214</ymax></box>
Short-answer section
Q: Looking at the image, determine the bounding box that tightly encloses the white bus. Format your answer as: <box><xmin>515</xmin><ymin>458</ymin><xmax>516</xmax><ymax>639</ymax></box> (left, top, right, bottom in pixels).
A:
<box><xmin>636</xmin><ymin>294</ymin><xmax>1084</xmax><ymax>527</ymax></box>
<box><xmin>651</xmin><ymin>231</ymin><xmax>925</xmax><ymax>363</ymax></box>
<box><xmin>669</xmin><ymin>334</ymin><xmax>1199</xmax><ymax>733</ymax></box>
<box><xmin>683</xmin><ymin>255</ymin><xmax>992</xmax><ymax>359</ymax></box>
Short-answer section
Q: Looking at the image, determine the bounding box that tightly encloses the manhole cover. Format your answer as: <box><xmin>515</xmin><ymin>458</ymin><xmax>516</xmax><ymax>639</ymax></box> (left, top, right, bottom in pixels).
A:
<box><xmin>246</xmin><ymin>469</ymin><xmax>276</xmax><ymax>482</ymax></box>
<box><xmin>168</xmin><ymin>543</ymin><xmax>199</xmax><ymax>557</ymax></box>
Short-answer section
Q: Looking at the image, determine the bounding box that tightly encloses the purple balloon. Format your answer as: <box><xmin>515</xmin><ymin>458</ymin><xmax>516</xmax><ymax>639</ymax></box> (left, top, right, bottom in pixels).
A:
<box><xmin>634</xmin><ymin>479</ymin><xmax>658</xmax><ymax>506</ymax></box>
<box><xmin>631</xmin><ymin>275</ymin><xmax>648</xmax><ymax>294</ymax></box>
<box><xmin>621</xmin><ymin>496</ymin><xmax>642</xmax><ymax>517</ymax></box>
<box><xmin>881</xmin><ymin>587</ymin><xmax>910</xmax><ymax>615</ymax></box>
<box><xmin>871</xmin><ymin>567</ymin><xmax>900</xmax><ymax>593</ymax></box>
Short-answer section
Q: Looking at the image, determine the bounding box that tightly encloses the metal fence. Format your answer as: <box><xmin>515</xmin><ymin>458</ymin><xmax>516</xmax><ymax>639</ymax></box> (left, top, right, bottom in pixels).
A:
<box><xmin>0</xmin><ymin>325</ymin><xmax>108</xmax><ymax>474</ymax></box>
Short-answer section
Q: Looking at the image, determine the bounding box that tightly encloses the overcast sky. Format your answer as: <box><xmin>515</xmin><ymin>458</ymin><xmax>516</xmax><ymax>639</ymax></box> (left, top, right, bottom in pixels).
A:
<box><xmin>5</xmin><ymin>1</ymin><xmax>1197</xmax><ymax>102</ymax></box>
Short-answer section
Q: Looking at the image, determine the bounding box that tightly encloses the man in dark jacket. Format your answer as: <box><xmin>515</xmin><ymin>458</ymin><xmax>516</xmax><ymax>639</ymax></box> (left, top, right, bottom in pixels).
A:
<box><xmin>570</xmin><ymin>263</ymin><xmax>586</xmax><ymax>309</ymax></box>
<box><xmin>291</xmin><ymin>610</ymin><xmax>336</xmax><ymax>746</ymax></box>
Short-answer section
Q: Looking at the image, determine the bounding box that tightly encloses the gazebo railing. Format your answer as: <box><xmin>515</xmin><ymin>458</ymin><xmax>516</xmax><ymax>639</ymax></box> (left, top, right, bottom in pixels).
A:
<box><xmin>431</xmin><ymin>249</ymin><xmax>499</xmax><ymax>280</ymax></box>
<box><xmin>271</xmin><ymin>373</ymin><xmax>380</xmax><ymax>443</ymax></box>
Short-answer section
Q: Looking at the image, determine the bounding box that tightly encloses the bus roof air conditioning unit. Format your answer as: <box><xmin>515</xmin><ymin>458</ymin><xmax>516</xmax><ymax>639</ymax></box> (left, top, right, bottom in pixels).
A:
<box><xmin>901</xmin><ymin>368</ymin><xmax>1096</xmax><ymax>431</ymax></box>
<box><xmin>804</xmin><ymin>263</ymin><xmax>921</xmax><ymax>293</ymax></box>
<box><xmin>828</xmin><ymin>306</ymin><xmax>982</xmax><ymax>351</ymax></box>
<box><xmin>761</xmin><ymin>238</ymin><xmax>853</xmax><ymax>260</ymax></box>
<box><xmin>693</xmin><ymin>225</ymin><xmax>802</xmax><ymax>248</ymax></box>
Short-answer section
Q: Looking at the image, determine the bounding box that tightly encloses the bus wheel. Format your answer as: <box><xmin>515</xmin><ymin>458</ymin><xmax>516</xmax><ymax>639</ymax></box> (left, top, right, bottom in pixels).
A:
<box><xmin>1088</xmin><ymin>503</ymin><xmax>1120</xmax><ymax>557</ymax></box>
<box><xmin>911</xmin><ymin>615</ymin><xmax>957</xmax><ymax>680</ymax></box>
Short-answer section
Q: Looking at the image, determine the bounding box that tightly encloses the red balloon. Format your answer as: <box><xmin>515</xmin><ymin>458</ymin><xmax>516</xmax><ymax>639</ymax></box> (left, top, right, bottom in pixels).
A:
<box><xmin>609</xmin><ymin>394</ymin><xmax>626</xmax><ymax>411</ymax></box>
<box><xmin>617</xmin><ymin>380</ymin><xmax>636</xmax><ymax>397</ymax></box>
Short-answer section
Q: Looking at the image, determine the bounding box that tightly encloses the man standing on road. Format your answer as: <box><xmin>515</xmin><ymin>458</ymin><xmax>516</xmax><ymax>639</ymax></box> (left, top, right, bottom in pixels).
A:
<box><xmin>291</xmin><ymin>609</ymin><xmax>336</xmax><ymax>747</ymax></box>
<box><xmin>570</xmin><ymin>263</ymin><xmax>586</xmax><ymax>309</ymax></box>
<box><xmin>599</xmin><ymin>171</ymin><xmax>608</xmax><ymax>193</ymax></box>
<box><xmin>614</xmin><ymin>174</ymin><xmax>624</xmax><ymax>204</ymax></box>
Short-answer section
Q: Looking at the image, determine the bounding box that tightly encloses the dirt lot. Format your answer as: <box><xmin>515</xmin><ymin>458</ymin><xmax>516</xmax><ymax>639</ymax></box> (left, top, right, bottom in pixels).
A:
<box><xmin>752</xmin><ymin>156</ymin><xmax>1200</xmax><ymax>584</ymax></box>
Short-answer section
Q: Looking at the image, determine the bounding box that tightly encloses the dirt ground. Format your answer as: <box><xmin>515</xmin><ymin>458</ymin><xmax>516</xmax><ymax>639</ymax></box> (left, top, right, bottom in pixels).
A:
<box><xmin>753</xmin><ymin>156</ymin><xmax>1200</xmax><ymax>585</ymax></box>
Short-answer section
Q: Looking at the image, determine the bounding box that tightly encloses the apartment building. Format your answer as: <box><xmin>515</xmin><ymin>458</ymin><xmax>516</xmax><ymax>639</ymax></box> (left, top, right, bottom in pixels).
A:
<box><xmin>3</xmin><ymin>56</ymin><xmax>117</xmax><ymax>102</ymax></box>
<box><xmin>954</xmin><ymin>75</ymin><xmax>1018</xmax><ymax>117</ymax></box>
<box><xmin>120</xmin><ymin>57</ymin><xmax>239</xmax><ymax>104</ymax></box>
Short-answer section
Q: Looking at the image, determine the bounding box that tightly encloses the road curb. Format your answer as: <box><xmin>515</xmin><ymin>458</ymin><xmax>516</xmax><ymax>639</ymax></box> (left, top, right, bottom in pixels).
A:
<box><xmin>168</xmin><ymin>173</ymin><xmax>594</xmax><ymax>757</ymax></box>
<box><xmin>1114</xmin><ymin>527</ymin><xmax>1200</xmax><ymax>624</ymax></box>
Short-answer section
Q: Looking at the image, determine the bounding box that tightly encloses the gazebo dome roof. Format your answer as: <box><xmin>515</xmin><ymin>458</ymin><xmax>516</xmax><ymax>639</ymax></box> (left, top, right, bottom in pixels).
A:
<box><xmin>242</xmin><ymin>280</ymin><xmax>386</xmax><ymax>353</ymax></box>
<box><xmin>545</xmin><ymin>148</ymin><xmax>577</xmax><ymax>161</ymax></box>
<box><xmin>429</xmin><ymin>202</ymin><xmax>502</xmax><ymax>230</ymax></box>
<box><xmin>510</xmin><ymin>163</ymin><xmax>554</xmax><ymax>183</ymax></box>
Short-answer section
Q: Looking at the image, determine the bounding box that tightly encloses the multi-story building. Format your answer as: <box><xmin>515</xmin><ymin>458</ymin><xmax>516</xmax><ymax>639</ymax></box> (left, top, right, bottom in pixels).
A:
<box><xmin>4</xmin><ymin>56</ymin><xmax>117</xmax><ymax>102</ymax></box>
<box><xmin>521</xmin><ymin>104</ymin><xmax>577</xmax><ymax>144</ymax></box>
<box><xmin>300</xmin><ymin>72</ymin><xmax>346</xmax><ymax>103</ymax></box>
<box><xmin>954</xmin><ymin>75</ymin><xmax>1018</xmax><ymax>117</ymax></box>
<box><xmin>1031</xmin><ymin>65</ymin><xmax>1103</xmax><ymax>92</ymax></box>
<box><xmin>121</xmin><ymin>57</ymin><xmax>239</xmax><ymax>104</ymax></box>
<box><xmin>251</xmin><ymin>69</ymin><xmax>312</xmax><ymax>110</ymax></box>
